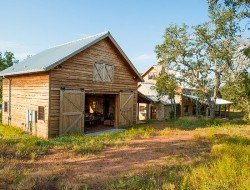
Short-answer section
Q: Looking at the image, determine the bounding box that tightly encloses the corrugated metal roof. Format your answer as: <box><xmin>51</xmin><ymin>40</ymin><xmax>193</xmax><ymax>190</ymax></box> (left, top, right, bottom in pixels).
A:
<box><xmin>0</xmin><ymin>32</ymin><xmax>109</xmax><ymax>76</ymax></box>
<box><xmin>138</xmin><ymin>82</ymin><xmax>172</xmax><ymax>105</ymax></box>
<box><xmin>0</xmin><ymin>31</ymin><xmax>144</xmax><ymax>82</ymax></box>
<box><xmin>183</xmin><ymin>94</ymin><xmax>233</xmax><ymax>105</ymax></box>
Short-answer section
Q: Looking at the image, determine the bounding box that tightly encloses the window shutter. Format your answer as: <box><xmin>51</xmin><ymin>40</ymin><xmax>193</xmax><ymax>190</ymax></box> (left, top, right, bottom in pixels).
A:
<box><xmin>93</xmin><ymin>63</ymin><xmax>114</xmax><ymax>82</ymax></box>
<box><xmin>103</xmin><ymin>64</ymin><xmax>114</xmax><ymax>82</ymax></box>
<box><xmin>93</xmin><ymin>63</ymin><xmax>104</xmax><ymax>82</ymax></box>
<box><xmin>38</xmin><ymin>106</ymin><xmax>45</xmax><ymax>120</ymax></box>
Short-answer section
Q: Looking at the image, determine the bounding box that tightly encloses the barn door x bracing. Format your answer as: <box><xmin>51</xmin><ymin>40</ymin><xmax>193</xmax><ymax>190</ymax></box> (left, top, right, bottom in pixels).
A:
<box><xmin>119</xmin><ymin>92</ymin><xmax>134</xmax><ymax>126</ymax></box>
<box><xmin>59</xmin><ymin>89</ymin><xmax>85</xmax><ymax>135</ymax></box>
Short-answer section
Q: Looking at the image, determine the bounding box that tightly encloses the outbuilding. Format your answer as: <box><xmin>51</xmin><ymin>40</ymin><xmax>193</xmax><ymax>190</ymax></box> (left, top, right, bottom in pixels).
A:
<box><xmin>0</xmin><ymin>32</ymin><xmax>143</xmax><ymax>138</ymax></box>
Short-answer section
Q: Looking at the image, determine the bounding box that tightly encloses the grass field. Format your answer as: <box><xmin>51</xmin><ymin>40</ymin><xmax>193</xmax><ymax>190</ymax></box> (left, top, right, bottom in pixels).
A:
<box><xmin>0</xmin><ymin>117</ymin><xmax>249</xmax><ymax>189</ymax></box>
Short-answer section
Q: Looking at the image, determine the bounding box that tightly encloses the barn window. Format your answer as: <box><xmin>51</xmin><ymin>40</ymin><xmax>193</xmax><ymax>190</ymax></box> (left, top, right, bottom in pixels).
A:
<box><xmin>93</xmin><ymin>63</ymin><xmax>114</xmax><ymax>82</ymax></box>
<box><xmin>4</xmin><ymin>101</ymin><xmax>8</xmax><ymax>112</ymax></box>
<box><xmin>38</xmin><ymin>106</ymin><xmax>45</xmax><ymax>120</ymax></box>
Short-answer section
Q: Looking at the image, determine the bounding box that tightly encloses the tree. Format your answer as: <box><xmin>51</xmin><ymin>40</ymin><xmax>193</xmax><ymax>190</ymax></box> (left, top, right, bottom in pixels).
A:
<box><xmin>221</xmin><ymin>71</ymin><xmax>250</xmax><ymax>120</ymax></box>
<box><xmin>0</xmin><ymin>51</ymin><xmax>18</xmax><ymax>100</ymax></box>
<box><xmin>0</xmin><ymin>51</ymin><xmax>18</xmax><ymax>70</ymax></box>
<box><xmin>155</xmin><ymin>72</ymin><xmax>178</xmax><ymax>118</ymax></box>
<box><xmin>155</xmin><ymin>0</ymin><xmax>249</xmax><ymax>119</ymax></box>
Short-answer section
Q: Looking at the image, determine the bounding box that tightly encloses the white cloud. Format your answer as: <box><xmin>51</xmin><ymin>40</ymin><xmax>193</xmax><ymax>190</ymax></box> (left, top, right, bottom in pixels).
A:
<box><xmin>134</xmin><ymin>53</ymin><xmax>156</xmax><ymax>61</ymax></box>
<box><xmin>0</xmin><ymin>41</ymin><xmax>34</xmax><ymax>61</ymax></box>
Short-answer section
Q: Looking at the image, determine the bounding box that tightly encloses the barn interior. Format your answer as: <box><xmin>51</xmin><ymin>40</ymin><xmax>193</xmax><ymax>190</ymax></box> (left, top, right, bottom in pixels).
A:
<box><xmin>84</xmin><ymin>94</ymin><xmax>116</xmax><ymax>133</ymax></box>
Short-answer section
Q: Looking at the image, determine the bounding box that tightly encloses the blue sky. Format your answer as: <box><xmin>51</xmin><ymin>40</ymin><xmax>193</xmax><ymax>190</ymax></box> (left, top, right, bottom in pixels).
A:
<box><xmin>0</xmin><ymin>0</ymin><xmax>247</xmax><ymax>72</ymax></box>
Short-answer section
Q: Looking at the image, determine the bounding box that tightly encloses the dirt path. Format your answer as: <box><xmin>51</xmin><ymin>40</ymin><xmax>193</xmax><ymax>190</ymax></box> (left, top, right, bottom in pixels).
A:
<box><xmin>33</xmin><ymin>123</ymin><xmax>211</xmax><ymax>188</ymax></box>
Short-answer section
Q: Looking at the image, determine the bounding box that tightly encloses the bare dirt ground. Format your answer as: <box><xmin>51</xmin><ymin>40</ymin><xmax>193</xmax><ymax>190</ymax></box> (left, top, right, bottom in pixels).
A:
<box><xmin>30</xmin><ymin>122</ymin><xmax>212</xmax><ymax>188</ymax></box>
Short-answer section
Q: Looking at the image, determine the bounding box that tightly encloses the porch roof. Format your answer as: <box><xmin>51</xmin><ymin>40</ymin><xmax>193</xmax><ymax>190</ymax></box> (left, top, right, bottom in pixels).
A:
<box><xmin>183</xmin><ymin>94</ymin><xmax>233</xmax><ymax>105</ymax></box>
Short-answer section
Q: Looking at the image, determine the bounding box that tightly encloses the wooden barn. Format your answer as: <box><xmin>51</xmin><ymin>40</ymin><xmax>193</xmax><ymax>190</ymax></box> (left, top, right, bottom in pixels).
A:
<box><xmin>0</xmin><ymin>32</ymin><xmax>143</xmax><ymax>138</ymax></box>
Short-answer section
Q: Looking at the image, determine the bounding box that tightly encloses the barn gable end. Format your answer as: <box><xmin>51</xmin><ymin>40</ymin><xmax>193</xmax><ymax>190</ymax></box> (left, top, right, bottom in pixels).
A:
<box><xmin>48</xmin><ymin>38</ymin><xmax>138</xmax><ymax>137</ymax></box>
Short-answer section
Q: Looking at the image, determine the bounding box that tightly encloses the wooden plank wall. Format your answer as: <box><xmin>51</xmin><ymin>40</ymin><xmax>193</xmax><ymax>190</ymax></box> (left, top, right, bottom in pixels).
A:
<box><xmin>2</xmin><ymin>73</ymin><xmax>50</xmax><ymax>138</ymax></box>
<box><xmin>49</xmin><ymin>38</ymin><xmax>138</xmax><ymax>137</ymax></box>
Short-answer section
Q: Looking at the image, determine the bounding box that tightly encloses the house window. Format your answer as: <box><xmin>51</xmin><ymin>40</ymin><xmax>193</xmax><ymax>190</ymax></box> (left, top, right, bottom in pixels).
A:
<box><xmin>4</xmin><ymin>101</ymin><xmax>8</xmax><ymax>112</ymax></box>
<box><xmin>148</xmin><ymin>72</ymin><xmax>156</xmax><ymax>80</ymax></box>
<box><xmin>38</xmin><ymin>106</ymin><xmax>45</xmax><ymax>120</ymax></box>
<box><xmin>93</xmin><ymin>63</ymin><xmax>114</xmax><ymax>82</ymax></box>
<box><xmin>139</xmin><ymin>106</ymin><xmax>146</xmax><ymax>112</ymax></box>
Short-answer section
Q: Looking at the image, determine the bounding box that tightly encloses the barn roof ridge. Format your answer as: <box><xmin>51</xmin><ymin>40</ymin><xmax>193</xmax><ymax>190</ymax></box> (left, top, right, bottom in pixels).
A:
<box><xmin>0</xmin><ymin>31</ymin><xmax>143</xmax><ymax>81</ymax></box>
<box><xmin>46</xmin><ymin>31</ymin><xmax>109</xmax><ymax>50</ymax></box>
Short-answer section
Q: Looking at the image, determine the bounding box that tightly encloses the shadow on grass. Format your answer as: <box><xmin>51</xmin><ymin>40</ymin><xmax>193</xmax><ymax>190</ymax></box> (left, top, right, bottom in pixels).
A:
<box><xmin>163</xmin><ymin>117</ymin><xmax>248</xmax><ymax>131</ymax></box>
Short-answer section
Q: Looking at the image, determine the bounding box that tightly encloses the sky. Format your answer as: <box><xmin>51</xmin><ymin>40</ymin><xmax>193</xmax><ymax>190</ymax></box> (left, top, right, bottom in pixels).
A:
<box><xmin>0</xmin><ymin>0</ymin><xmax>248</xmax><ymax>73</ymax></box>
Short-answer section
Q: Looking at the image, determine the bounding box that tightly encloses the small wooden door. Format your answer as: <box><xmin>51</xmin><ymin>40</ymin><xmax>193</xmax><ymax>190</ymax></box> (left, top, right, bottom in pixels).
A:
<box><xmin>119</xmin><ymin>91</ymin><xmax>134</xmax><ymax>126</ymax></box>
<box><xmin>59</xmin><ymin>89</ymin><xmax>85</xmax><ymax>135</ymax></box>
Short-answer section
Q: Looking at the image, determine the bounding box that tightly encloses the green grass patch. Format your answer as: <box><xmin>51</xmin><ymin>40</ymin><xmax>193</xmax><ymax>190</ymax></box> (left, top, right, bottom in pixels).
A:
<box><xmin>0</xmin><ymin>124</ymin><xmax>156</xmax><ymax>159</ymax></box>
<box><xmin>0</xmin><ymin>125</ymin><xmax>50</xmax><ymax>160</ymax></box>
<box><xmin>165</xmin><ymin>117</ymin><xmax>248</xmax><ymax>131</ymax></box>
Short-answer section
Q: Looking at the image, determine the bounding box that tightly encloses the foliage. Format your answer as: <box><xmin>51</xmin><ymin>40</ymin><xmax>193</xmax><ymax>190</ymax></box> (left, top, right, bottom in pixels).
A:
<box><xmin>221</xmin><ymin>71</ymin><xmax>250</xmax><ymax>120</ymax></box>
<box><xmin>0</xmin><ymin>51</ymin><xmax>19</xmax><ymax>101</ymax></box>
<box><xmin>0</xmin><ymin>51</ymin><xmax>18</xmax><ymax>71</ymax></box>
<box><xmin>155</xmin><ymin>72</ymin><xmax>178</xmax><ymax>118</ymax></box>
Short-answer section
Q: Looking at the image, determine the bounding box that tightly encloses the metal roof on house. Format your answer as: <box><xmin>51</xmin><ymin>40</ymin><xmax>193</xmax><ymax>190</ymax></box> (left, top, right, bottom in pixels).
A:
<box><xmin>138</xmin><ymin>82</ymin><xmax>172</xmax><ymax>105</ymax></box>
<box><xmin>0</xmin><ymin>31</ymin><xmax>144</xmax><ymax>81</ymax></box>
<box><xmin>183</xmin><ymin>94</ymin><xmax>233</xmax><ymax>105</ymax></box>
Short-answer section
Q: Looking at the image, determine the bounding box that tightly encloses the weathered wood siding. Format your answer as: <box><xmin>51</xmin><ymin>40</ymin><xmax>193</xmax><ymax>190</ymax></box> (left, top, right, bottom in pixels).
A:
<box><xmin>49</xmin><ymin>38</ymin><xmax>138</xmax><ymax>137</ymax></box>
<box><xmin>2</xmin><ymin>73</ymin><xmax>50</xmax><ymax>138</ymax></box>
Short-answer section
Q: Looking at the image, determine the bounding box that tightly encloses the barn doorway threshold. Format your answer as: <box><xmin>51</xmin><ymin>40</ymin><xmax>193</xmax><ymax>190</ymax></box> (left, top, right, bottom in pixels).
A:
<box><xmin>85</xmin><ymin>128</ymin><xmax>125</xmax><ymax>136</ymax></box>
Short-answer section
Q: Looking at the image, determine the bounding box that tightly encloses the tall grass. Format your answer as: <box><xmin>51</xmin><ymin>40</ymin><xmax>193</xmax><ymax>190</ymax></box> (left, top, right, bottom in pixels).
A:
<box><xmin>182</xmin><ymin>143</ymin><xmax>250</xmax><ymax>190</ymax></box>
<box><xmin>0</xmin><ymin>125</ymin><xmax>50</xmax><ymax>159</ymax></box>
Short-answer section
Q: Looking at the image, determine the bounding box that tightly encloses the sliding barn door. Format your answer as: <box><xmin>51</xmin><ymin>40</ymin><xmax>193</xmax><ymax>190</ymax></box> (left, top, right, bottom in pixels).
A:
<box><xmin>119</xmin><ymin>91</ymin><xmax>134</xmax><ymax>126</ymax></box>
<box><xmin>59</xmin><ymin>89</ymin><xmax>85</xmax><ymax>135</ymax></box>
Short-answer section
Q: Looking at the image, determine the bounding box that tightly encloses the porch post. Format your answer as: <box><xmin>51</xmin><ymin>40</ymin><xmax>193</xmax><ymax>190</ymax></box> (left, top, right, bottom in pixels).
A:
<box><xmin>148</xmin><ymin>104</ymin><xmax>152</xmax><ymax>119</ymax></box>
<box><xmin>224</xmin><ymin>105</ymin><xmax>227</xmax><ymax>117</ymax></box>
<box><xmin>146</xmin><ymin>104</ymin><xmax>149</xmax><ymax>120</ymax></box>
<box><xmin>219</xmin><ymin>105</ymin><xmax>221</xmax><ymax>118</ymax></box>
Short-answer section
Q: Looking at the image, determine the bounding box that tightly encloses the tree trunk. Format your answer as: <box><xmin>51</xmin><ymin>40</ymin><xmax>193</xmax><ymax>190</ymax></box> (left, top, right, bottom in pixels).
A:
<box><xmin>173</xmin><ymin>98</ymin><xmax>177</xmax><ymax>118</ymax></box>
<box><xmin>209</xmin><ymin>71</ymin><xmax>221</xmax><ymax>119</ymax></box>
<box><xmin>206</xmin><ymin>95</ymin><xmax>216</xmax><ymax>119</ymax></box>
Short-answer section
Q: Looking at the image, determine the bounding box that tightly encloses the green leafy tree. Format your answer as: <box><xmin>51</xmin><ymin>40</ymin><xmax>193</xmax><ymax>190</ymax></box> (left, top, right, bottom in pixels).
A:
<box><xmin>0</xmin><ymin>51</ymin><xmax>18</xmax><ymax>100</ymax></box>
<box><xmin>221</xmin><ymin>71</ymin><xmax>250</xmax><ymax>120</ymax></box>
<box><xmin>155</xmin><ymin>72</ymin><xmax>178</xmax><ymax>118</ymax></box>
<box><xmin>0</xmin><ymin>51</ymin><xmax>18</xmax><ymax>70</ymax></box>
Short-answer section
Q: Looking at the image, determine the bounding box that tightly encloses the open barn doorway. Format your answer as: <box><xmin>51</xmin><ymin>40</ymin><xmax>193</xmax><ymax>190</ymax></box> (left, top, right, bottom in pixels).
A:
<box><xmin>84</xmin><ymin>94</ymin><xmax>116</xmax><ymax>133</ymax></box>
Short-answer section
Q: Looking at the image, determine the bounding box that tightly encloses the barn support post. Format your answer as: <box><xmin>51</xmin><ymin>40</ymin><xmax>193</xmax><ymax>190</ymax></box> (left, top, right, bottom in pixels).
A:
<box><xmin>7</xmin><ymin>78</ymin><xmax>12</xmax><ymax>125</ymax></box>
